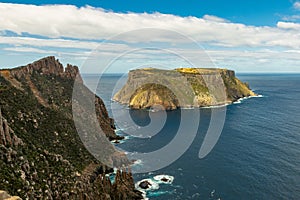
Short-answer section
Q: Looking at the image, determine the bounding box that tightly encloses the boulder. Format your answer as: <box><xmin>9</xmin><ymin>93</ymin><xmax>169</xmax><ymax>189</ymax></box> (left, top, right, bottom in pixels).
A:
<box><xmin>139</xmin><ymin>181</ymin><xmax>152</xmax><ymax>189</ymax></box>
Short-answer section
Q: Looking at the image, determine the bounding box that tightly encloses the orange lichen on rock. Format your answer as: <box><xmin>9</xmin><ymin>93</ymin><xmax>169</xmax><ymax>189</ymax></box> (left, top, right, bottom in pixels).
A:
<box><xmin>0</xmin><ymin>70</ymin><xmax>11</xmax><ymax>78</ymax></box>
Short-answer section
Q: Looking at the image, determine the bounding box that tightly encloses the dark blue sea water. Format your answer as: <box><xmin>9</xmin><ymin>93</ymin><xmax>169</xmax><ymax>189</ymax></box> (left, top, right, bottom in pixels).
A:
<box><xmin>82</xmin><ymin>74</ymin><xmax>300</xmax><ymax>200</ymax></box>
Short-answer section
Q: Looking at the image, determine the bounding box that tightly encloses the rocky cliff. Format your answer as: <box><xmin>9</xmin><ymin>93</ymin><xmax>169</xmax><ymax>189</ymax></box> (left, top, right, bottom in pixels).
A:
<box><xmin>0</xmin><ymin>57</ymin><xmax>142</xmax><ymax>199</ymax></box>
<box><xmin>113</xmin><ymin>68</ymin><xmax>256</xmax><ymax>110</ymax></box>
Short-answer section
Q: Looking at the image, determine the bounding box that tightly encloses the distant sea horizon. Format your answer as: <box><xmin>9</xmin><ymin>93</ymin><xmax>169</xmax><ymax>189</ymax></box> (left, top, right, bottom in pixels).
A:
<box><xmin>81</xmin><ymin>72</ymin><xmax>300</xmax><ymax>76</ymax></box>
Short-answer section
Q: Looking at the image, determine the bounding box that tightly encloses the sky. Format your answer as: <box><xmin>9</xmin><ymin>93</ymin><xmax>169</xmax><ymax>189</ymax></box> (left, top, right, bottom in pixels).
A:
<box><xmin>1</xmin><ymin>0</ymin><xmax>300</xmax><ymax>73</ymax></box>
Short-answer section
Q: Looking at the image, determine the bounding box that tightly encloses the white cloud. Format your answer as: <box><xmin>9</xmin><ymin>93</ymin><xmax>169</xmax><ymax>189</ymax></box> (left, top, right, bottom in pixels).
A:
<box><xmin>0</xmin><ymin>36</ymin><xmax>131</xmax><ymax>52</ymax></box>
<box><xmin>282</xmin><ymin>14</ymin><xmax>300</xmax><ymax>21</ymax></box>
<box><xmin>0</xmin><ymin>3</ymin><xmax>300</xmax><ymax>49</ymax></box>
<box><xmin>277</xmin><ymin>21</ymin><xmax>300</xmax><ymax>29</ymax></box>
<box><xmin>3</xmin><ymin>46</ymin><xmax>94</xmax><ymax>57</ymax></box>
<box><xmin>1</xmin><ymin>3</ymin><xmax>300</xmax><ymax>72</ymax></box>
<box><xmin>203</xmin><ymin>15</ymin><xmax>229</xmax><ymax>23</ymax></box>
<box><xmin>293</xmin><ymin>1</ymin><xmax>300</xmax><ymax>10</ymax></box>
<box><xmin>3</xmin><ymin>47</ymin><xmax>57</xmax><ymax>54</ymax></box>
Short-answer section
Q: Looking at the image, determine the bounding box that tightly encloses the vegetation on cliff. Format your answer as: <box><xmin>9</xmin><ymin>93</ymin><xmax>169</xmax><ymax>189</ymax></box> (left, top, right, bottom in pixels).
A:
<box><xmin>113</xmin><ymin>68</ymin><xmax>256</xmax><ymax>110</ymax></box>
<box><xmin>0</xmin><ymin>56</ymin><xmax>142</xmax><ymax>199</ymax></box>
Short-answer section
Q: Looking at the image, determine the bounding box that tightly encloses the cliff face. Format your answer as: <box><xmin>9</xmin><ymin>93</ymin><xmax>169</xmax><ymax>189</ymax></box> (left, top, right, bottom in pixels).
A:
<box><xmin>113</xmin><ymin>68</ymin><xmax>256</xmax><ymax>110</ymax></box>
<box><xmin>0</xmin><ymin>56</ymin><xmax>121</xmax><ymax>140</ymax></box>
<box><xmin>0</xmin><ymin>57</ymin><xmax>141</xmax><ymax>199</ymax></box>
<box><xmin>0</xmin><ymin>109</ymin><xmax>23</xmax><ymax>148</ymax></box>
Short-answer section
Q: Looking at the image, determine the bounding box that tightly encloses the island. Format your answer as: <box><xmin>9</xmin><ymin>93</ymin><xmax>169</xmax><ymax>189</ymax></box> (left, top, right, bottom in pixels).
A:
<box><xmin>113</xmin><ymin>68</ymin><xmax>256</xmax><ymax>110</ymax></box>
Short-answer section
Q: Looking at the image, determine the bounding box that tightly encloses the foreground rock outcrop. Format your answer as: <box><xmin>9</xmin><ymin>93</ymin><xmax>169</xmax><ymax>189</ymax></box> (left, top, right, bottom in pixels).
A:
<box><xmin>0</xmin><ymin>190</ymin><xmax>21</xmax><ymax>200</ymax></box>
<box><xmin>0</xmin><ymin>56</ymin><xmax>142</xmax><ymax>199</ymax></box>
<box><xmin>113</xmin><ymin>68</ymin><xmax>256</xmax><ymax>110</ymax></box>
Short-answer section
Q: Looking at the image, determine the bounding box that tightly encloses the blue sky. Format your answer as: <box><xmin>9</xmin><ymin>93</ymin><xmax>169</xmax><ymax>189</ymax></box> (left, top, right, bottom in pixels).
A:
<box><xmin>0</xmin><ymin>0</ymin><xmax>294</xmax><ymax>26</ymax></box>
<box><xmin>1</xmin><ymin>0</ymin><xmax>300</xmax><ymax>72</ymax></box>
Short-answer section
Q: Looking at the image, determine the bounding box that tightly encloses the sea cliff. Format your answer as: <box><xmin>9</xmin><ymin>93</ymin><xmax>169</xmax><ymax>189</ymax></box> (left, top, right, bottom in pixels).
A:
<box><xmin>0</xmin><ymin>56</ymin><xmax>142</xmax><ymax>199</ymax></box>
<box><xmin>113</xmin><ymin>68</ymin><xmax>256</xmax><ymax>110</ymax></box>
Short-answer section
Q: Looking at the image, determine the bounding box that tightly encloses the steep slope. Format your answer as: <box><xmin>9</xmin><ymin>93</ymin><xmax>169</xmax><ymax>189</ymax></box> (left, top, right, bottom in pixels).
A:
<box><xmin>113</xmin><ymin>68</ymin><xmax>256</xmax><ymax>110</ymax></box>
<box><xmin>0</xmin><ymin>56</ymin><xmax>142</xmax><ymax>199</ymax></box>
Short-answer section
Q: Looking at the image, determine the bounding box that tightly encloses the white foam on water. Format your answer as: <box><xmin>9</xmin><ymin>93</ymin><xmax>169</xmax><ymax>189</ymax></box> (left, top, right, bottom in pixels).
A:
<box><xmin>153</xmin><ymin>175</ymin><xmax>174</xmax><ymax>184</ymax></box>
<box><xmin>115</xmin><ymin>128</ymin><xmax>123</xmax><ymax>133</ymax></box>
<box><xmin>202</xmin><ymin>104</ymin><xmax>229</xmax><ymax>109</ymax></box>
<box><xmin>233</xmin><ymin>100</ymin><xmax>242</xmax><ymax>104</ymax></box>
<box><xmin>179</xmin><ymin>106</ymin><xmax>195</xmax><ymax>110</ymax></box>
<box><xmin>233</xmin><ymin>94</ymin><xmax>264</xmax><ymax>105</ymax></box>
<box><xmin>211</xmin><ymin>189</ymin><xmax>215</xmax><ymax>197</ymax></box>
<box><xmin>140</xmin><ymin>190</ymin><xmax>149</xmax><ymax>200</ymax></box>
<box><xmin>111</xmin><ymin>136</ymin><xmax>132</xmax><ymax>144</ymax></box>
<box><xmin>115</xmin><ymin>127</ymin><xmax>129</xmax><ymax>134</ymax></box>
<box><xmin>181</xmin><ymin>94</ymin><xmax>263</xmax><ymax>109</ymax></box>
<box><xmin>135</xmin><ymin>179</ymin><xmax>160</xmax><ymax>191</ymax></box>
<box><xmin>254</xmin><ymin>94</ymin><xmax>264</xmax><ymax>98</ymax></box>
<box><xmin>110</xmin><ymin>139</ymin><xmax>118</xmax><ymax>143</ymax></box>
<box><xmin>135</xmin><ymin>174</ymin><xmax>175</xmax><ymax>199</ymax></box>
<box><xmin>124</xmin><ymin>135</ymin><xmax>132</xmax><ymax>140</ymax></box>
<box><xmin>132</xmin><ymin>159</ymin><xmax>143</xmax><ymax>166</ymax></box>
<box><xmin>110</xmin><ymin>134</ymin><xmax>133</xmax><ymax>145</ymax></box>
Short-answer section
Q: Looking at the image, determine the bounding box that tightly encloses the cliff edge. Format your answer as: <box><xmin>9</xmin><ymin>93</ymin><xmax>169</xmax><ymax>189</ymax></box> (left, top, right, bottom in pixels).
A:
<box><xmin>113</xmin><ymin>68</ymin><xmax>256</xmax><ymax>110</ymax></box>
<box><xmin>0</xmin><ymin>57</ymin><xmax>142</xmax><ymax>199</ymax></box>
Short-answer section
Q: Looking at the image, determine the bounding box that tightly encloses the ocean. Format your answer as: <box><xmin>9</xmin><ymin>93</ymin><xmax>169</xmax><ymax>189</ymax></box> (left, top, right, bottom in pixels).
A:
<box><xmin>82</xmin><ymin>74</ymin><xmax>300</xmax><ymax>200</ymax></box>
